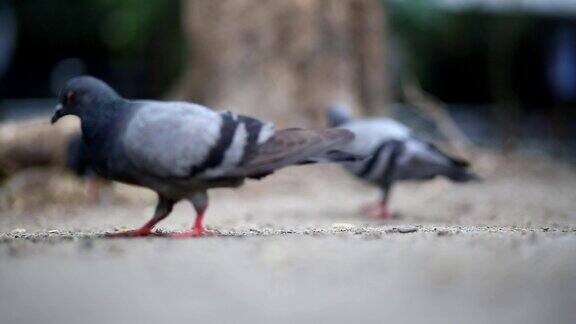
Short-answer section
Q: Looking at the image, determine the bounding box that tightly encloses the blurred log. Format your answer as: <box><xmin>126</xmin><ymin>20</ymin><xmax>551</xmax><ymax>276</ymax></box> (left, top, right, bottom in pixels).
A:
<box><xmin>0</xmin><ymin>118</ymin><xmax>79</xmax><ymax>181</ymax></box>
<box><xmin>172</xmin><ymin>0</ymin><xmax>388</xmax><ymax>127</ymax></box>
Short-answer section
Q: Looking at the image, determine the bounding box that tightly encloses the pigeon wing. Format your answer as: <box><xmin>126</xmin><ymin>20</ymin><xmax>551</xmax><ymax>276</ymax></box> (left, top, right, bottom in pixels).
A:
<box><xmin>121</xmin><ymin>102</ymin><xmax>224</xmax><ymax>179</ymax></box>
<box><xmin>337</xmin><ymin>118</ymin><xmax>411</xmax><ymax>156</ymax></box>
<box><xmin>121</xmin><ymin>102</ymin><xmax>276</xmax><ymax>180</ymax></box>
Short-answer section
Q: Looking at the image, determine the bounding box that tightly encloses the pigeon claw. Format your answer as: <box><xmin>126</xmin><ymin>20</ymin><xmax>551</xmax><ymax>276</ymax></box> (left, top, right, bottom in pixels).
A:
<box><xmin>169</xmin><ymin>228</ymin><xmax>217</xmax><ymax>239</ymax></box>
<box><xmin>361</xmin><ymin>202</ymin><xmax>394</xmax><ymax>220</ymax></box>
<box><xmin>377</xmin><ymin>208</ymin><xmax>393</xmax><ymax>220</ymax></box>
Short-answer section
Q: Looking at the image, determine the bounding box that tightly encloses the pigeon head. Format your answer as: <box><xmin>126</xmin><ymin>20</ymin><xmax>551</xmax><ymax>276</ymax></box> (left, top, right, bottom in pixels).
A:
<box><xmin>327</xmin><ymin>104</ymin><xmax>353</xmax><ymax>127</ymax></box>
<box><xmin>51</xmin><ymin>76</ymin><xmax>120</xmax><ymax>124</ymax></box>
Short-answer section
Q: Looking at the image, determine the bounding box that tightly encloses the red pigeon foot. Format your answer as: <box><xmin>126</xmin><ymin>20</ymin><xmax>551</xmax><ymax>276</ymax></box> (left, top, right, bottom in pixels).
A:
<box><xmin>170</xmin><ymin>228</ymin><xmax>217</xmax><ymax>238</ymax></box>
<box><xmin>361</xmin><ymin>202</ymin><xmax>393</xmax><ymax>220</ymax></box>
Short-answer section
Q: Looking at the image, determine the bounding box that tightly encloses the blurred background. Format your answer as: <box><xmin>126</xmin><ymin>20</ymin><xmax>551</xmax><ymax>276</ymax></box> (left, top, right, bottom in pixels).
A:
<box><xmin>1</xmin><ymin>3</ymin><xmax>576</xmax><ymax>323</ymax></box>
<box><xmin>1</xmin><ymin>0</ymin><xmax>575</xmax><ymax>145</ymax></box>
<box><xmin>1</xmin><ymin>0</ymin><xmax>576</xmax><ymax>207</ymax></box>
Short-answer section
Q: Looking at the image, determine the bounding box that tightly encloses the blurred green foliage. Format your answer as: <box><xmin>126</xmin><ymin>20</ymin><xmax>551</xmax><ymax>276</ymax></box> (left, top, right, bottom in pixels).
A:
<box><xmin>7</xmin><ymin>0</ymin><xmax>184</xmax><ymax>97</ymax></box>
<box><xmin>15</xmin><ymin>0</ymin><xmax>181</xmax><ymax>59</ymax></box>
<box><xmin>386</xmin><ymin>0</ymin><xmax>532</xmax><ymax>102</ymax></box>
<box><xmin>96</xmin><ymin>0</ymin><xmax>176</xmax><ymax>58</ymax></box>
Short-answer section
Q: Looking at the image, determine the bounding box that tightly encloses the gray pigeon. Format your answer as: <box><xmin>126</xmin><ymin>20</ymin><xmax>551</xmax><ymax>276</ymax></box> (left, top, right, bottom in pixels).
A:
<box><xmin>327</xmin><ymin>104</ymin><xmax>479</xmax><ymax>219</ymax></box>
<box><xmin>51</xmin><ymin>76</ymin><xmax>356</xmax><ymax>237</ymax></box>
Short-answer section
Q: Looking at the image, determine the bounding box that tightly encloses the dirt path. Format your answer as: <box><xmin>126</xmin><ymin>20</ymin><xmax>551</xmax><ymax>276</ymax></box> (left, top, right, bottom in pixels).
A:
<box><xmin>1</xmin><ymin>154</ymin><xmax>575</xmax><ymax>323</ymax></box>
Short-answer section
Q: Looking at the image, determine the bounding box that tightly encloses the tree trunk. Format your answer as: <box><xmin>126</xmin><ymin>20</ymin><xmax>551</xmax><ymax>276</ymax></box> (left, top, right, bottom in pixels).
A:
<box><xmin>173</xmin><ymin>0</ymin><xmax>388</xmax><ymax>127</ymax></box>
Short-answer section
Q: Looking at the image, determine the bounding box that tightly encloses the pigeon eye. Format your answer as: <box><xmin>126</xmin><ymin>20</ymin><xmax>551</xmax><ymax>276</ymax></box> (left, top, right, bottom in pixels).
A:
<box><xmin>66</xmin><ymin>91</ymin><xmax>77</xmax><ymax>105</ymax></box>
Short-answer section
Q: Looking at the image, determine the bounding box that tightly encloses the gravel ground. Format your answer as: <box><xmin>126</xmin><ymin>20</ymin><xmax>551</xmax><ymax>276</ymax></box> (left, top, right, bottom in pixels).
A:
<box><xmin>1</xmin><ymin>153</ymin><xmax>575</xmax><ymax>324</ymax></box>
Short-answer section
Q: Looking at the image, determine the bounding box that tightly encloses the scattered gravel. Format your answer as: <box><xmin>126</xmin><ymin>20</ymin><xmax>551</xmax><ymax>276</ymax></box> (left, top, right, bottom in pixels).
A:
<box><xmin>1</xmin><ymin>155</ymin><xmax>575</xmax><ymax>324</ymax></box>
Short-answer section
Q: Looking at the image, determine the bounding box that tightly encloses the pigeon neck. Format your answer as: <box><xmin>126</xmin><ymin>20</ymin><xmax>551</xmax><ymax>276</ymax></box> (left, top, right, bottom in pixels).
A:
<box><xmin>80</xmin><ymin>100</ymin><xmax>124</xmax><ymax>146</ymax></box>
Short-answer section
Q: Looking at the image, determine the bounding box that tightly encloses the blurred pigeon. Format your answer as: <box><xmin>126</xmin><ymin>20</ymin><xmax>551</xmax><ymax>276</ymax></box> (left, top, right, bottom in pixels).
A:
<box><xmin>51</xmin><ymin>76</ymin><xmax>356</xmax><ymax>237</ymax></box>
<box><xmin>327</xmin><ymin>104</ymin><xmax>479</xmax><ymax>219</ymax></box>
<box><xmin>66</xmin><ymin>133</ymin><xmax>109</xmax><ymax>202</ymax></box>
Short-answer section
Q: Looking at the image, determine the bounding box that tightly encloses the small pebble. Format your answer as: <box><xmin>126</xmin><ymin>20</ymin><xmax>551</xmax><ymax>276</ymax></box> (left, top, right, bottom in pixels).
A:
<box><xmin>11</xmin><ymin>228</ymin><xmax>26</xmax><ymax>234</ymax></box>
<box><xmin>331</xmin><ymin>223</ymin><xmax>355</xmax><ymax>231</ymax></box>
<box><xmin>386</xmin><ymin>226</ymin><xmax>418</xmax><ymax>234</ymax></box>
<box><xmin>398</xmin><ymin>226</ymin><xmax>418</xmax><ymax>234</ymax></box>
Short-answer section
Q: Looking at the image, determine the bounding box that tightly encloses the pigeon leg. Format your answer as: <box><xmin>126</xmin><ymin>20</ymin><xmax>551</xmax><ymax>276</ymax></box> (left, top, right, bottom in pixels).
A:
<box><xmin>106</xmin><ymin>196</ymin><xmax>175</xmax><ymax>238</ymax></box>
<box><xmin>376</xmin><ymin>203</ymin><xmax>393</xmax><ymax>220</ymax></box>
<box><xmin>170</xmin><ymin>208</ymin><xmax>213</xmax><ymax>238</ymax></box>
<box><xmin>361</xmin><ymin>186</ymin><xmax>394</xmax><ymax>219</ymax></box>
<box><xmin>377</xmin><ymin>183</ymin><xmax>394</xmax><ymax>219</ymax></box>
<box><xmin>361</xmin><ymin>202</ymin><xmax>392</xmax><ymax>219</ymax></box>
<box><xmin>85</xmin><ymin>177</ymin><xmax>100</xmax><ymax>203</ymax></box>
<box><xmin>171</xmin><ymin>191</ymin><xmax>216</xmax><ymax>238</ymax></box>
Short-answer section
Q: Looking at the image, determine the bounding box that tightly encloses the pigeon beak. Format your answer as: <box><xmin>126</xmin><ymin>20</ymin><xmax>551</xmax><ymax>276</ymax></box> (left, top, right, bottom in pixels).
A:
<box><xmin>51</xmin><ymin>104</ymin><xmax>64</xmax><ymax>124</ymax></box>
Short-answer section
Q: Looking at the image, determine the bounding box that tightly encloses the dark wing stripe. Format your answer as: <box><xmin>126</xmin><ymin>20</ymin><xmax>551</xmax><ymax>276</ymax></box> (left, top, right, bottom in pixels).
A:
<box><xmin>376</xmin><ymin>140</ymin><xmax>404</xmax><ymax>184</ymax></box>
<box><xmin>357</xmin><ymin>140</ymin><xmax>404</xmax><ymax>179</ymax></box>
<box><xmin>237</xmin><ymin>115</ymin><xmax>263</xmax><ymax>163</ymax></box>
<box><xmin>357</xmin><ymin>141</ymin><xmax>389</xmax><ymax>178</ymax></box>
<box><xmin>190</xmin><ymin>112</ymin><xmax>238</xmax><ymax>176</ymax></box>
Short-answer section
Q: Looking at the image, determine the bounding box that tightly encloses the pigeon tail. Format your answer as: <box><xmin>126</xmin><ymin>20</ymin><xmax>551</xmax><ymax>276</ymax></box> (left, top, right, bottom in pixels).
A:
<box><xmin>236</xmin><ymin>128</ymin><xmax>355</xmax><ymax>177</ymax></box>
<box><xmin>421</xmin><ymin>140</ymin><xmax>480</xmax><ymax>182</ymax></box>
<box><xmin>327</xmin><ymin>104</ymin><xmax>354</xmax><ymax>127</ymax></box>
<box><xmin>444</xmin><ymin>167</ymin><xmax>482</xmax><ymax>183</ymax></box>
